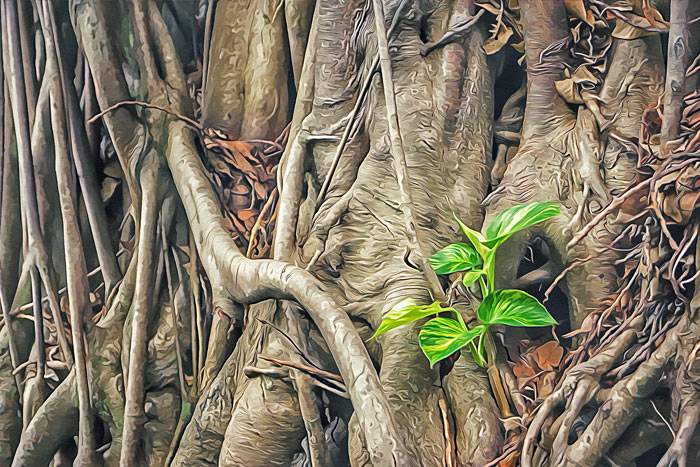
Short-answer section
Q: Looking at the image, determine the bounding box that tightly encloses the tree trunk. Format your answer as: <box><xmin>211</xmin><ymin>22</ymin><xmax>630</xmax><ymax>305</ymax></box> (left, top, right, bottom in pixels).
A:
<box><xmin>1</xmin><ymin>0</ymin><xmax>699</xmax><ymax>466</ymax></box>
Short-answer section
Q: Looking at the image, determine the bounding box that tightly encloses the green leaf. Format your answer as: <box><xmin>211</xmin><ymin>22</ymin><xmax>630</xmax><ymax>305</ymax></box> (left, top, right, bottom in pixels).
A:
<box><xmin>477</xmin><ymin>289</ymin><xmax>557</xmax><ymax>327</ymax></box>
<box><xmin>371</xmin><ymin>299</ymin><xmax>454</xmax><ymax>339</ymax></box>
<box><xmin>453</xmin><ymin>213</ymin><xmax>490</xmax><ymax>257</ymax></box>
<box><xmin>429</xmin><ymin>243</ymin><xmax>482</xmax><ymax>275</ymax></box>
<box><xmin>462</xmin><ymin>270</ymin><xmax>484</xmax><ymax>287</ymax></box>
<box><xmin>419</xmin><ymin>318</ymin><xmax>484</xmax><ymax>368</ymax></box>
<box><xmin>483</xmin><ymin>202</ymin><xmax>560</xmax><ymax>248</ymax></box>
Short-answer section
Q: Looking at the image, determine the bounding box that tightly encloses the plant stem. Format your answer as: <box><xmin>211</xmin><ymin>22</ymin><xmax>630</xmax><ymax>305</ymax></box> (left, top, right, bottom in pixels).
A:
<box><xmin>478</xmin><ymin>276</ymin><xmax>488</xmax><ymax>299</ymax></box>
<box><xmin>485</xmin><ymin>329</ymin><xmax>513</xmax><ymax>417</ymax></box>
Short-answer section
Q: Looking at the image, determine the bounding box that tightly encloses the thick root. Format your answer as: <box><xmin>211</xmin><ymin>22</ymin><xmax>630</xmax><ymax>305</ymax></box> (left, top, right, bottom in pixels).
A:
<box><xmin>11</xmin><ymin>371</ymin><xmax>78</xmax><ymax>467</ymax></box>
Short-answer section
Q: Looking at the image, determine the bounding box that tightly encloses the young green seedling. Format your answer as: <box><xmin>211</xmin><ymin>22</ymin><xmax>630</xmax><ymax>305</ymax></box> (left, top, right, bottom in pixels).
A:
<box><xmin>371</xmin><ymin>202</ymin><xmax>560</xmax><ymax>370</ymax></box>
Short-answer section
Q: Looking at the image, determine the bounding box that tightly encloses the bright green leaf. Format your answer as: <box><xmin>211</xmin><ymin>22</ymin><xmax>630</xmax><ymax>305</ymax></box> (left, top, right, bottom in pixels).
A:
<box><xmin>483</xmin><ymin>202</ymin><xmax>560</xmax><ymax>248</ymax></box>
<box><xmin>462</xmin><ymin>270</ymin><xmax>484</xmax><ymax>287</ymax></box>
<box><xmin>453</xmin><ymin>213</ymin><xmax>490</xmax><ymax>257</ymax></box>
<box><xmin>429</xmin><ymin>243</ymin><xmax>482</xmax><ymax>275</ymax></box>
<box><xmin>419</xmin><ymin>318</ymin><xmax>484</xmax><ymax>368</ymax></box>
<box><xmin>477</xmin><ymin>289</ymin><xmax>557</xmax><ymax>327</ymax></box>
<box><xmin>370</xmin><ymin>299</ymin><xmax>454</xmax><ymax>339</ymax></box>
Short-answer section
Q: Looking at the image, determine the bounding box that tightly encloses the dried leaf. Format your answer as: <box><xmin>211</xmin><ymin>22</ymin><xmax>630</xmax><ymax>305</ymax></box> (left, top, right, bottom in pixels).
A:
<box><xmin>101</xmin><ymin>177</ymin><xmax>120</xmax><ymax>202</ymax></box>
<box><xmin>538</xmin><ymin>372</ymin><xmax>557</xmax><ymax>397</ymax></box>
<box><xmin>513</xmin><ymin>360</ymin><xmax>536</xmax><ymax>387</ymax></box>
<box><xmin>532</xmin><ymin>341</ymin><xmax>564</xmax><ymax>371</ymax></box>
<box><xmin>237</xmin><ymin>209</ymin><xmax>257</xmax><ymax>221</ymax></box>
<box><xmin>641</xmin><ymin>1</ymin><xmax>667</xmax><ymax>28</ymax></box>
<box><xmin>483</xmin><ymin>25</ymin><xmax>514</xmax><ymax>55</ymax></box>
<box><xmin>572</xmin><ymin>66</ymin><xmax>597</xmax><ymax>86</ymax></box>
<box><xmin>231</xmin><ymin>184</ymin><xmax>250</xmax><ymax>195</ymax></box>
<box><xmin>103</xmin><ymin>160</ymin><xmax>122</xmax><ymax>178</ymax></box>
<box><xmin>511</xmin><ymin>40</ymin><xmax>525</xmax><ymax>53</ymax></box>
<box><xmin>555</xmin><ymin>78</ymin><xmax>584</xmax><ymax>104</ymax></box>
<box><xmin>564</xmin><ymin>0</ymin><xmax>593</xmax><ymax>26</ymax></box>
<box><xmin>611</xmin><ymin>14</ymin><xmax>658</xmax><ymax>40</ymax></box>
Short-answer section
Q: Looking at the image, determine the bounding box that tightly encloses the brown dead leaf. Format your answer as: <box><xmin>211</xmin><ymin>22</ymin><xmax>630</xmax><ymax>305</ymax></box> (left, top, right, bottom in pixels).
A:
<box><xmin>572</xmin><ymin>66</ymin><xmax>597</xmax><ymax>86</ymax></box>
<box><xmin>483</xmin><ymin>24</ymin><xmax>513</xmax><ymax>55</ymax></box>
<box><xmin>532</xmin><ymin>341</ymin><xmax>564</xmax><ymax>371</ymax></box>
<box><xmin>641</xmin><ymin>0</ymin><xmax>668</xmax><ymax>27</ymax></box>
<box><xmin>101</xmin><ymin>177</ymin><xmax>120</xmax><ymax>202</ymax></box>
<box><xmin>611</xmin><ymin>13</ymin><xmax>659</xmax><ymax>40</ymax></box>
<box><xmin>498</xmin><ymin>450</ymin><xmax>519</xmax><ymax>467</ymax></box>
<box><xmin>564</xmin><ymin>0</ymin><xmax>594</xmax><ymax>26</ymax></box>
<box><xmin>103</xmin><ymin>160</ymin><xmax>122</xmax><ymax>178</ymax></box>
<box><xmin>538</xmin><ymin>372</ymin><xmax>557</xmax><ymax>398</ymax></box>
<box><xmin>555</xmin><ymin>78</ymin><xmax>584</xmax><ymax>104</ymax></box>
<box><xmin>513</xmin><ymin>360</ymin><xmax>536</xmax><ymax>387</ymax></box>
<box><xmin>237</xmin><ymin>209</ymin><xmax>257</xmax><ymax>221</ymax></box>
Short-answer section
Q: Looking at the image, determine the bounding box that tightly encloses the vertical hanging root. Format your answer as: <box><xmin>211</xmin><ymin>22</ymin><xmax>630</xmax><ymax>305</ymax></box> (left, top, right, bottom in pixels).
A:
<box><xmin>293</xmin><ymin>371</ymin><xmax>333</xmax><ymax>467</ymax></box>
<box><xmin>40</xmin><ymin>0</ymin><xmax>98</xmax><ymax>460</ymax></box>
<box><xmin>120</xmin><ymin>171</ymin><xmax>160</xmax><ymax>466</ymax></box>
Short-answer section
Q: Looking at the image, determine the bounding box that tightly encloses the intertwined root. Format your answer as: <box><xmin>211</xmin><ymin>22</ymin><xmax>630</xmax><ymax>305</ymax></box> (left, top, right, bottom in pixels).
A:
<box><xmin>520</xmin><ymin>299</ymin><xmax>700</xmax><ymax>467</ymax></box>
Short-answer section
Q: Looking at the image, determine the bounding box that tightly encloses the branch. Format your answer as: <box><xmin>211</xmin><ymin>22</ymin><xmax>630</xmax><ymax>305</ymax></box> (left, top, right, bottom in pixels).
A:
<box><xmin>371</xmin><ymin>0</ymin><xmax>445</xmax><ymax>302</ymax></box>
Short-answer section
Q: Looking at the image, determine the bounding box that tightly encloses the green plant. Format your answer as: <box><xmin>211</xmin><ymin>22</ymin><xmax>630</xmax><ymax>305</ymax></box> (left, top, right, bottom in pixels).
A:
<box><xmin>371</xmin><ymin>202</ymin><xmax>560</xmax><ymax>368</ymax></box>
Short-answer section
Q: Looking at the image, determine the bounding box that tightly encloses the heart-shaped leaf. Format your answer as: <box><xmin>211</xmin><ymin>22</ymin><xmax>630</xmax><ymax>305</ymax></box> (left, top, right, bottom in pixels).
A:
<box><xmin>371</xmin><ymin>300</ymin><xmax>454</xmax><ymax>339</ymax></box>
<box><xmin>429</xmin><ymin>243</ymin><xmax>482</xmax><ymax>275</ymax></box>
<box><xmin>419</xmin><ymin>318</ymin><xmax>484</xmax><ymax>368</ymax></box>
<box><xmin>483</xmin><ymin>202</ymin><xmax>560</xmax><ymax>248</ymax></box>
<box><xmin>477</xmin><ymin>289</ymin><xmax>557</xmax><ymax>327</ymax></box>
<box><xmin>453</xmin><ymin>213</ymin><xmax>490</xmax><ymax>257</ymax></box>
<box><xmin>462</xmin><ymin>270</ymin><xmax>484</xmax><ymax>287</ymax></box>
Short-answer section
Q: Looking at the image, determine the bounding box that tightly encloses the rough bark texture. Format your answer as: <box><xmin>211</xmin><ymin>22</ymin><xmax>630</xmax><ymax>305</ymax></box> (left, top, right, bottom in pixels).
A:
<box><xmin>1</xmin><ymin>0</ymin><xmax>700</xmax><ymax>466</ymax></box>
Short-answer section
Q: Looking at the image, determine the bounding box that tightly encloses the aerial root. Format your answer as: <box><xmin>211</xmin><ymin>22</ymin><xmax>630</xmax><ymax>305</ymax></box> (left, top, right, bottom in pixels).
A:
<box><xmin>521</xmin><ymin>313</ymin><xmax>645</xmax><ymax>467</ymax></box>
<box><xmin>657</xmin><ymin>404</ymin><xmax>700</xmax><ymax>467</ymax></box>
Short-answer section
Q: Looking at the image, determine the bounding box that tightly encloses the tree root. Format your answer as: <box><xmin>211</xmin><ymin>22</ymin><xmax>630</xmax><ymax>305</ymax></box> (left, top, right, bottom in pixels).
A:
<box><xmin>167</xmin><ymin>120</ymin><xmax>412</xmax><ymax>465</ymax></box>
<box><xmin>522</xmin><ymin>313</ymin><xmax>645</xmax><ymax>466</ymax></box>
<box><xmin>657</xmin><ymin>404</ymin><xmax>700</xmax><ymax>467</ymax></box>
<box><xmin>11</xmin><ymin>371</ymin><xmax>78</xmax><ymax>467</ymax></box>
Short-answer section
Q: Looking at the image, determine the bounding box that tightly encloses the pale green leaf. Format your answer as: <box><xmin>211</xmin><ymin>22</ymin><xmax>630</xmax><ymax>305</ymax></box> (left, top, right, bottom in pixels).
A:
<box><xmin>462</xmin><ymin>270</ymin><xmax>484</xmax><ymax>287</ymax></box>
<box><xmin>419</xmin><ymin>319</ymin><xmax>484</xmax><ymax>368</ymax></box>
<box><xmin>452</xmin><ymin>213</ymin><xmax>490</xmax><ymax>257</ymax></box>
<box><xmin>429</xmin><ymin>243</ymin><xmax>482</xmax><ymax>275</ymax></box>
<box><xmin>483</xmin><ymin>202</ymin><xmax>560</xmax><ymax>248</ymax></box>
<box><xmin>371</xmin><ymin>299</ymin><xmax>454</xmax><ymax>339</ymax></box>
<box><xmin>477</xmin><ymin>289</ymin><xmax>557</xmax><ymax>327</ymax></box>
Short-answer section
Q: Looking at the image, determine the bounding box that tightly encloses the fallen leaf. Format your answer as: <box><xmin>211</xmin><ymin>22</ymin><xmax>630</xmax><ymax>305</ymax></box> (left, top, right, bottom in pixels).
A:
<box><xmin>612</xmin><ymin>13</ymin><xmax>660</xmax><ymax>40</ymax></box>
<box><xmin>532</xmin><ymin>341</ymin><xmax>564</xmax><ymax>371</ymax></box>
<box><xmin>101</xmin><ymin>177</ymin><xmax>120</xmax><ymax>202</ymax></box>
<box><xmin>555</xmin><ymin>78</ymin><xmax>584</xmax><ymax>104</ymax></box>
<box><xmin>483</xmin><ymin>25</ymin><xmax>513</xmax><ymax>55</ymax></box>
<box><xmin>564</xmin><ymin>0</ymin><xmax>594</xmax><ymax>26</ymax></box>
<box><xmin>572</xmin><ymin>66</ymin><xmax>597</xmax><ymax>86</ymax></box>
<box><xmin>237</xmin><ymin>209</ymin><xmax>257</xmax><ymax>221</ymax></box>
